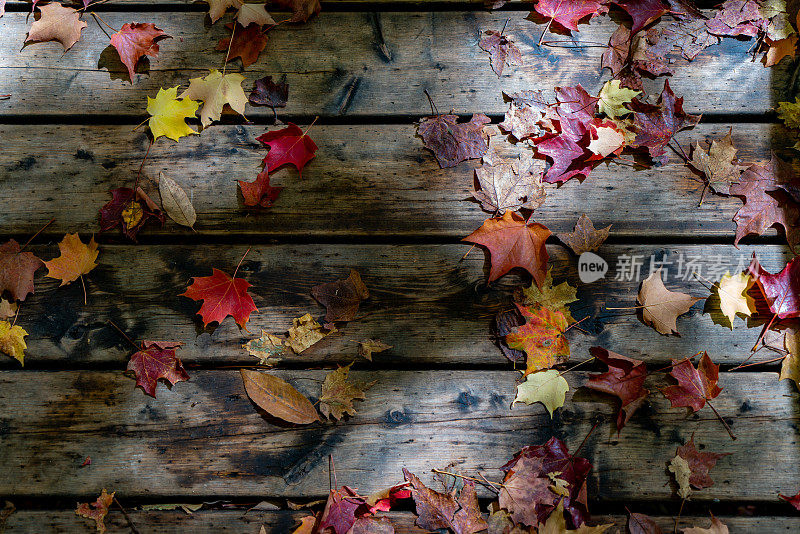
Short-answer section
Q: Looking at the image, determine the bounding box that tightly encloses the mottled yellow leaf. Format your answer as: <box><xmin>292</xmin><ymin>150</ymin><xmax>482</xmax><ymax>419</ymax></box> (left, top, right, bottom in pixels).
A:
<box><xmin>716</xmin><ymin>271</ymin><xmax>756</xmax><ymax>326</ymax></box>
<box><xmin>597</xmin><ymin>80</ymin><xmax>640</xmax><ymax>118</ymax></box>
<box><xmin>0</xmin><ymin>320</ymin><xmax>26</xmax><ymax>365</ymax></box>
<box><xmin>512</xmin><ymin>369</ymin><xmax>568</xmax><ymax>417</ymax></box>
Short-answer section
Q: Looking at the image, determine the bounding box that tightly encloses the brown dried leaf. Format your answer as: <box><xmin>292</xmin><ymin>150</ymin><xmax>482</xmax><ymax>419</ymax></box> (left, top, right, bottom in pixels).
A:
<box><xmin>319</xmin><ymin>362</ymin><xmax>374</xmax><ymax>420</ymax></box>
<box><xmin>240</xmin><ymin>369</ymin><xmax>320</xmax><ymax>424</ymax></box>
<box><xmin>556</xmin><ymin>214</ymin><xmax>611</xmax><ymax>255</ymax></box>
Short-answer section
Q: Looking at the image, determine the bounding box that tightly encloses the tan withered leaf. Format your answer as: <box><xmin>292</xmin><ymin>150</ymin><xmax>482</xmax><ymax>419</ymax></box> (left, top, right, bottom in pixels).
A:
<box><xmin>682</xmin><ymin>515</ymin><xmax>729</xmax><ymax>534</ymax></box>
<box><xmin>557</xmin><ymin>214</ymin><xmax>611</xmax><ymax>255</ymax></box>
<box><xmin>357</xmin><ymin>339</ymin><xmax>392</xmax><ymax>361</ymax></box>
<box><xmin>287</xmin><ymin>313</ymin><xmax>333</xmax><ymax>353</ymax></box>
<box><xmin>638</xmin><ymin>269</ymin><xmax>701</xmax><ymax>335</ymax></box>
<box><xmin>473</xmin><ymin>149</ymin><xmax>546</xmax><ymax>214</ymax></box>
<box><xmin>158</xmin><ymin>172</ymin><xmax>196</xmax><ymax>228</ymax></box>
<box><xmin>688</xmin><ymin>132</ymin><xmax>747</xmax><ymax>192</ymax></box>
<box><xmin>26</xmin><ymin>3</ymin><xmax>87</xmax><ymax>52</ymax></box>
<box><xmin>781</xmin><ymin>330</ymin><xmax>800</xmax><ymax>389</ymax></box>
<box><xmin>240</xmin><ymin>369</ymin><xmax>319</xmax><ymax>424</ymax></box>
<box><xmin>319</xmin><ymin>362</ymin><xmax>375</xmax><ymax>420</ymax></box>
<box><xmin>180</xmin><ymin>70</ymin><xmax>247</xmax><ymax>127</ymax></box>
<box><xmin>0</xmin><ymin>299</ymin><xmax>16</xmax><ymax>320</ymax></box>
<box><xmin>243</xmin><ymin>331</ymin><xmax>287</xmax><ymax>366</ymax></box>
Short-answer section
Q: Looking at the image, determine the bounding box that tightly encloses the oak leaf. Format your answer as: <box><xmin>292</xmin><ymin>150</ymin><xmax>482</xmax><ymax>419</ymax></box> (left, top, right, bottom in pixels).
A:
<box><xmin>147</xmin><ymin>86</ymin><xmax>200</xmax><ymax>142</ymax></box>
<box><xmin>243</xmin><ymin>331</ymin><xmax>287</xmax><ymax>365</ymax></box>
<box><xmin>75</xmin><ymin>489</ymin><xmax>115</xmax><ymax>534</ymax></box>
<box><xmin>216</xmin><ymin>23</ymin><xmax>269</xmax><ymax>68</ymax></box>
<box><xmin>26</xmin><ymin>3</ymin><xmax>87</xmax><ymax>52</ymax></box>
<box><xmin>158</xmin><ymin>172</ymin><xmax>196</xmax><ymax>228</ymax></box>
<box><xmin>628</xmin><ymin>512</ymin><xmax>663</xmax><ymax>534</ymax></box>
<box><xmin>715</xmin><ymin>271</ymin><xmax>756</xmax><ymax>326</ymax></box>
<box><xmin>463</xmin><ymin>211</ymin><xmax>550</xmax><ymax>285</ymax></box>
<box><xmin>0</xmin><ymin>239</ymin><xmax>42</xmax><ymax>301</ymax></box>
<box><xmin>688</xmin><ymin>132</ymin><xmax>747</xmax><ymax>192</ymax></box>
<box><xmin>239</xmin><ymin>169</ymin><xmax>282</xmax><ymax>208</ymax></box>
<box><xmin>586</xmin><ymin>346</ymin><xmax>649</xmax><ymax>430</ymax></box>
<box><xmin>682</xmin><ymin>515</ymin><xmax>729</xmax><ymax>534</ymax></box>
<box><xmin>249</xmin><ymin>75</ymin><xmax>289</xmax><ymax>108</ymax></box>
<box><xmin>614</xmin><ymin>0</ymin><xmax>666</xmax><ymax>34</ymax></box>
<box><xmin>99</xmin><ymin>187</ymin><xmax>165</xmax><ymax>241</ymax></box>
<box><xmin>110</xmin><ymin>23</ymin><xmax>170</xmax><ymax>81</ymax></box>
<box><xmin>505</xmin><ymin>304</ymin><xmax>570</xmax><ymax>376</ymax></box>
<box><xmin>403</xmin><ymin>469</ymin><xmax>487</xmax><ymax>534</ymax></box>
<box><xmin>662</xmin><ymin>353</ymin><xmax>722</xmax><ymax>412</ymax></box>
<box><xmin>127</xmin><ymin>341</ymin><xmax>189</xmax><ymax>397</ymax></box>
<box><xmin>637</xmin><ymin>268</ymin><xmax>701</xmax><ymax>335</ymax></box>
<box><xmin>319</xmin><ymin>362</ymin><xmax>374</xmax><ymax>420</ymax></box>
<box><xmin>472</xmin><ymin>149</ymin><xmax>546</xmax><ymax>214</ymax></box>
<box><xmin>597</xmin><ymin>80</ymin><xmax>639</xmax><ymax>118</ymax></box>
<box><xmin>517</xmin><ymin>268</ymin><xmax>578</xmax><ymax>318</ymax></box>
<box><xmin>357</xmin><ymin>339</ymin><xmax>392</xmax><ymax>361</ymax></box>
<box><xmin>237</xmin><ymin>3</ymin><xmax>276</xmax><ymax>26</ymax></box>
<box><xmin>240</xmin><ymin>369</ymin><xmax>320</xmax><ymax>424</ymax></box>
<box><xmin>181</xmin><ymin>267</ymin><xmax>258</xmax><ymax>329</ymax></box>
<box><xmin>513</xmin><ymin>369</ymin><xmax>569</xmax><ymax>417</ymax></box>
<box><xmin>180</xmin><ymin>70</ymin><xmax>247</xmax><ymax>127</ymax></box>
<box><xmin>287</xmin><ymin>313</ymin><xmax>331</xmax><ymax>353</ymax></box>
<box><xmin>0</xmin><ymin>320</ymin><xmax>27</xmax><ymax>365</ymax></box>
<box><xmin>256</xmin><ymin>122</ymin><xmax>319</xmax><ymax>175</ymax></box>
<box><xmin>479</xmin><ymin>30</ymin><xmax>522</xmax><ymax>76</ymax></box>
<box><xmin>748</xmin><ymin>254</ymin><xmax>800</xmax><ymax>319</ymax></box>
<box><xmin>43</xmin><ymin>233</ymin><xmax>98</xmax><ymax>286</ymax></box>
<box><xmin>534</xmin><ymin>0</ymin><xmax>609</xmax><ymax>32</ymax></box>
<box><xmin>629</xmin><ymin>81</ymin><xmax>700</xmax><ymax>164</ymax></box>
<box><xmin>312</xmin><ymin>269</ymin><xmax>369</xmax><ymax>323</ymax></box>
<box><xmin>417</xmin><ymin>113</ymin><xmax>491</xmax><ymax>168</ymax></box>
<box><xmin>205</xmin><ymin>0</ymin><xmax>242</xmax><ymax>23</ymax></box>
<box><xmin>557</xmin><ymin>214</ymin><xmax>611</xmax><ymax>255</ymax></box>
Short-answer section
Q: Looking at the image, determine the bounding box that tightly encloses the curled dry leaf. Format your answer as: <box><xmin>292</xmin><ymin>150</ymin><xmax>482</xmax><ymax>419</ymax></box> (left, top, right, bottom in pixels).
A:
<box><xmin>240</xmin><ymin>369</ymin><xmax>320</xmax><ymax>424</ymax></box>
<box><xmin>479</xmin><ymin>30</ymin><xmax>522</xmax><ymax>76</ymax></box>
<box><xmin>287</xmin><ymin>313</ymin><xmax>332</xmax><ymax>353</ymax></box>
<box><xmin>244</xmin><ymin>331</ymin><xmax>287</xmax><ymax>366</ymax></box>
<box><xmin>44</xmin><ymin>233</ymin><xmax>98</xmax><ymax>287</ymax></box>
<box><xmin>668</xmin><ymin>454</ymin><xmax>692</xmax><ymax>499</ymax></box>
<box><xmin>205</xmin><ymin>0</ymin><xmax>242</xmax><ymax>23</ymax></box>
<box><xmin>312</xmin><ymin>269</ymin><xmax>370</xmax><ymax>323</ymax></box>
<box><xmin>357</xmin><ymin>339</ymin><xmax>392</xmax><ymax>361</ymax></box>
<box><xmin>781</xmin><ymin>330</ymin><xmax>800</xmax><ymax>389</ymax></box>
<box><xmin>682</xmin><ymin>515</ymin><xmax>729</xmax><ymax>534</ymax></box>
<box><xmin>75</xmin><ymin>489</ymin><xmax>115</xmax><ymax>534</ymax></box>
<box><xmin>0</xmin><ymin>239</ymin><xmax>42</xmax><ymax>301</ymax></box>
<box><xmin>158</xmin><ymin>172</ymin><xmax>197</xmax><ymax>228</ymax></box>
<box><xmin>0</xmin><ymin>299</ymin><xmax>16</xmax><ymax>320</ymax></box>
<box><xmin>127</xmin><ymin>341</ymin><xmax>189</xmax><ymax>398</ymax></box>
<box><xmin>0</xmin><ymin>320</ymin><xmax>27</xmax><ymax>366</ymax></box>
<box><xmin>249</xmin><ymin>75</ymin><xmax>289</xmax><ymax>108</ymax></box>
<box><xmin>403</xmin><ymin>469</ymin><xmax>487</xmax><ymax>534</ymax></box>
<box><xmin>637</xmin><ymin>268</ymin><xmax>701</xmax><ymax>335</ymax></box>
<box><xmin>319</xmin><ymin>362</ymin><xmax>375</xmax><ymax>420</ymax></box>
<box><xmin>557</xmin><ymin>214</ymin><xmax>611</xmax><ymax>255</ymax></box>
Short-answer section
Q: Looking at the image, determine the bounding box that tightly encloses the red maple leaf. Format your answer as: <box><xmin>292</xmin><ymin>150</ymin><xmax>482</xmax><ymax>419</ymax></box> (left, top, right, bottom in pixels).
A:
<box><xmin>780</xmin><ymin>490</ymin><xmax>800</xmax><ymax>510</ymax></box>
<box><xmin>505</xmin><ymin>304</ymin><xmax>570</xmax><ymax>376</ymax></box>
<box><xmin>499</xmin><ymin>455</ymin><xmax>558</xmax><ymax>526</ymax></box>
<box><xmin>216</xmin><ymin>23</ymin><xmax>269</xmax><ymax>68</ymax></box>
<box><xmin>181</xmin><ymin>267</ymin><xmax>257</xmax><ymax>329</ymax></box>
<box><xmin>238</xmin><ymin>169</ymin><xmax>282</xmax><ymax>208</ymax></box>
<box><xmin>462</xmin><ymin>211</ymin><xmax>551</xmax><ymax>286</ymax></box>
<box><xmin>417</xmin><ymin>113</ymin><xmax>491</xmax><ymax>168</ymax></box>
<box><xmin>705</xmin><ymin>0</ymin><xmax>763</xmax><ymax>38</ymax></box>
<box><xmin>127</xmin><ymin>340</ymin><xmax>189</xmax><ymax>397</ymax></box>
<box><xmin>748</xmin><ymin>254</ymin><xmax>800</xmax><ymax>319</ymax></box>
<box><xmin>317</xmin><ymin>486</ymin><xmax>369</xmax><ymax>534</ymax></box>
<box><xmin>256</xmin><ymin>123</ymin><xmax>319</xmax><ymax>176</ymax></box>
<box><xmin>676</xmin><ymin>434</ymin><xmax>730</xmax><ymax>489</ymax></box>
<box><xmin>0</xmin><ymin>239</ymin><xmax>42</xmax><ymax>302</ymax></box>
<box><xmin>365</xmin><ymin>483</ymin><xmax>412</xmax><ymax>513</ymax></box>
<box><xmin>586</xmin><ymin>346</ymin><xmax>649</xmax><ymax>431</ymax></box>
<box><xmin>629</xmin><ymin>80</ymin><xmax>700</xmax><ymax>164</ymax></box>
<box><xmin>661</xmin><ymin>352</ymin><xmax>721</xmax><ymax>412</ymax></box>
<box><xmin>109</xmin><ymin>22</ymin><xmax>170</xmax><ymax>81</ymax></box>
<box><xmin>614</xmin><ymin>0</ymin><xmax>667</xmax><ymax>34</ymax></box>
<box><xmin>98</xmin><ymin>187</ymin><xmax>165</xmax><ymax>241</ymax></box>
<box><xmin>534</xmin><ymin>0</ymin><xmax>610</xmax><ymax>32</ymax></box>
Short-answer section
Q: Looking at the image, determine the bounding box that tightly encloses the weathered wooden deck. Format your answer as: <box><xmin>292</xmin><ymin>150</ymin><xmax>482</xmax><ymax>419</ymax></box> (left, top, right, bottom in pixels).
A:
<box><xmin>2</xmin><ymin>1</ymin><xmax>800</xmax><ymax>532</ymax></box>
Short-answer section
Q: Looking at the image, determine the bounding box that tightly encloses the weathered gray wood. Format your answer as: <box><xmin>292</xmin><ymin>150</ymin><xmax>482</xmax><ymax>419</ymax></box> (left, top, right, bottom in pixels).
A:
<box><xmin>0</xmin><ymin>12</ymin><xmax>790</xmax><ymax>118</ymax></box>
<box><xmin>0</xmin><ymin>123</ymin><xmax>788</xmax><ymax>239</ymax></box>
<box><xmin>6</xmin><ymin>510</ymin><xmax>800</xmax><ymax>533</ymax></box>
<box><xmin>8</xmin><ymin>243</ymin><xmax>793</xmax><ymax>367</ymax></box>
<box><xmin>0</xmin><ymin>370</ymin><xmax>795</xmax><ymax>500</ymax></box>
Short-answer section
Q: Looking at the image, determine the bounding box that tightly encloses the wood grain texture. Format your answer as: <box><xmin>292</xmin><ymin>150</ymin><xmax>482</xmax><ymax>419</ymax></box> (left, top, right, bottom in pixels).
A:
<box><xmin>0</xmin><ymin>11</ymin><xmax>792</xmax><ymax>118</ymax></box>
<box><xmin>9</xmin><ymin>243</ymin><xmax>793</xmax><ymax>367</ymax></box>
<box><xmin>0</xmin><ymin>123</ymin><xmax>790</xmax><ymax>239</ymax></box>
<box><xmin>0</xmin><ymin>369</ymin><xmax>795</xmax><ymax>499</ymax></box>
<box><xmin>6</xmin><ymin>510</ymin><xmax>800</xmax><ymax>533</ymax></box>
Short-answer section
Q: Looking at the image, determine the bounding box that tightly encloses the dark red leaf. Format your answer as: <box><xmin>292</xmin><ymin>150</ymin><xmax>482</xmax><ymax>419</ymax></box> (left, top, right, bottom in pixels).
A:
<box><xmin>417</xmin><ymin>113</ymin><xmax>491</xmax><ymax>168</ymax></box>
<box><xmin>661</xmin><ymin>353</ymin><xmax>721</xmax><ymax>412</ymax></box>
<box><xmin>127</xmin><ymin>340</ymin><xmax>189</xmax><ymax>397</ymax></box>
<box><xmin>0</xmin><ymin>239</ymin><xmax>41</xmax><ymax>302</ymax></box>
<box><xmin>587</xmin><ymin>346</ymin><xmax>649</xmax><ymax>431</ymax></box>
<box><xmin>311</xmin><ymin>269</ymin><xmax>369</xmax><ymax>323</ymax></box>
<box><xmin>676</xmin><ymin>434</ymin><xmax>730</xmax><ymax>489</ymax></box>
<box><xmin>748</xmin><ymin>254</ymin><xmax>800</xmax><ymax>319</ymax></box>
<box><xmin>181</xmin><ymin>267</ymin><xmax>258</xmax><ymax>329</ymax></box>
<box><xmin>238</xmin><ymin>169</ymin><xmax>282</xmax><ymax>208</ymax></box>
<box><xmin>256</xmin><ymin>122</ymin><xmax>319</xmax><ymax>176</ymax></box>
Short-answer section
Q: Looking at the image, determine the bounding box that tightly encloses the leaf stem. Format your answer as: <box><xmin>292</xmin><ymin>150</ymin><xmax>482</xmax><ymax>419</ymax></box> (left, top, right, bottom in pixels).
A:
<box><xmin>233</xmin><ymin>247</ymin><xmax>252</xmax><ymax>278</ymax></box>
<box><xmin>706</xmin><ymin>399</ymin><xmax>736</xmax><ymax>440</ymax></box>
<box><xmin>113</xmin><ymin>496</ymin><xmax>140</xmax><ymax>534</ymax></box>
<box><xmin>107</xmin><ymin>320</ymin><xmax>140</xmax><ymax>350</ymax></box>
<box><xmin>19</xmin><ymin>218</ymin><xmax>55</xmax><ymax>253</ymax></box>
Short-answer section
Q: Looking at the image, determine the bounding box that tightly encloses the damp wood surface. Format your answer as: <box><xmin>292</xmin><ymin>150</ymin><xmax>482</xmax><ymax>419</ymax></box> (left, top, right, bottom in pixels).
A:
<box><xmin>1</xmin><ymin>1</ymin><xmax>799</xmax><ymax>532</ymax></box>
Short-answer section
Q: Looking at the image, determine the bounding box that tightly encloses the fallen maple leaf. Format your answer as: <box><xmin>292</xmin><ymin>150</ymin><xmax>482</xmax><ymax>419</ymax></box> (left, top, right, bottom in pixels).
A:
<box><xmin>403</xmin><ymin>469</ymin><xmax>487</xmax><ymax>534</ymax></box>
<box><xmin>75</xmin><ymin>489</ymin><xmax>115</xmax><ymax>534</ymax></box>
<box><xmin>292</xmin><ymin>516</ymin><xmax>316</xmax><ymax>534</ymax></box>
<box><xmin>662</xmin><ymin>353</ymin><xmax>722</xmax><ymax>412</ymax></box>
<box><xmin>539</xmin><ymin>503</ymin><xmax>613</xmax><ymax>533</ymax></box>
<box><xmin>0</xmin><ymin>299</ymin><xmax>17</xmax><ymax>320</ymax></box>
<box><xmin>158</xmin><ymin>172</ymin><xmax>197</xmax><ymax>228</ymax></box>
<box><xmin>682</xmin><ymin>515</ymin><xmax>729</xmax><ymax>534</ymax></box>
<box><xmin>499</xmin><ymin>455</ymin><xmax>557</xmax><ymax>526</ymax></box>
<box><xmin>243</xmin><ymin>331</ymin><xmax>286</xmax><ymax>366</ymax></box>
<box><xmin>602</xmin><ymin>25</ymin><xmax>631</xmax><ymax>76</ymax></box>
<box><xmin>240</xmin><ymin>369</ymin><xmax>320</xmax><ymax>424</ymax></box>
<box><xmin>317</xmin><ymin>486</ymin><xmax>368</xmax><ymax>534</ymax></box>
<box><xmin>597</xmin><ymin>79</ymin><xmax>640</xmax><ymax>118</ymax></box>
<box><xmin>676</xmin><ymin>434</ymin><xmax>729</xmax><ymax>491</ymax></box>
<box><xmin>99</xmin><ymin>187</ymin><xmax>165</xmax><ymax>241</ymax></box>
<box><xmin>216</xmin><ymin>23</ymin><xmax>269</xmax><ymax>68</ymax></box>
<box><xmin>763</xmin><ymin>34</ymin><xmax>798</xmax><ymax>66</ymax></box>
<box><xmin>256</xmin><ymin>122</ymin><xmax>319</xmax><ymax>176</ymax></box>
<box><xmin>180</xmin><ymin>69</ymin><xmax>247</xmax><ymax>127</ymax></box>
<box><xmin>715</xmin><ymin>271</ymin><xmax>756</xmax><ymax>326</ymax></box>
<box><xmin>319</xmin><ymin>362</ymin><xmax>374</xmax><ymax>420</ymax></box>
<box><xmin>479</xmin><ymin>30</ymin><xmax>522</xmax><ymax>76</ymax></box>
<box><xmin>499</xmin><ymin>90</ymin><xmax>553</xmax><ymax>142</ymax></box>
<box><xmin>26</xmin><ymin>3</ymin><xmax>87</xmax><ymax>52</ymax></box>
<box><xmin>0</xmin><ymin>320</ymin><xmax>27</xmax><ymax>365</ymax></box>
<box><xmin>249</xmin><ymin>75</ymin><xmax>289</xmax><ymax>109</ymax></box>
<box><xmin>463</xmin><ymin>211</ymin><xmax>551</xmax><ymax>285</ymax></box>
<box><xmin>273</xmin><ymin>0</ymin><xmax>321</xmax><ymax>22</ymax></box>
<box><xmin>312</xmin><ymin>269</ymin><xmax>369</xmax><ymax>323</ymax></box>
<box><xmin>147</xmin><ymin>86</ymin><xmax>200</xmax><ymax>142</ymax></box>
<box><xmin>534</xmin><ymin>0</ymin><xmax>609</xmax><ymax>32</ymax></box>
<box><xmin>238</xmin><ymin>169</ymin><xmax>282</xmax><ymax>208</ymax></box>
<box><xmin>505</xmin><ymin>304</ymin><xmax>570</xmax><ymax>376</ymax></box>
<box><xmin>43</xmin><ymin>233</ymin><xmax>98</xmax><ymax>287</ymax></box>
<box><xmin>628</xmin><ymin>512</ymin><xmax>663</xmax><ymax>534</ymax></box>
<box><xmin>557</xmin><ymin>214</ymin><xmax>611</xmax><ymax>255</ymax></box>
<box><xmin>181</xmin><ymin>267</ymin><xmax>257</xmax><ymax>329</ymax></box>
<box><xmin>688</xmin><ymin>132</ymin><xmax>747</xmax><ymax>193</ymax></box>
<box><xmin>513</xmin><ymin>369</ymin><xmax>569</xmax><ymax>417</ymax></box>
<box><xmin>637</xmin><ymin>268</ymin><xmax>701</xmax><ymax>335</ymax></box>
<box><xmin>205</xmin><ymin>0</ymin><xmax>242</xmax><ymax>23</ymax></box>
<box><xmin>237</xmin><ymin>3</ymin><xmax>276</xmax><ymax>26</ymax></box>
<box><xmin>110</xmin><ymin>23</ymin><xmax>170</xmax><ymax>81</ymax></box>
<box><xmin>748</xmin><ymin>254</ymin><xmax>800</xmax><ymax>319</ymax></box>
<box><xmin>780</xmin><ymin>490</ymin><xmax>800</xmax><ymax>510</ymax></box>
<box><xmin>587</xmin><ymin>346</ymin><xmax>649</xmax><ymax>430</ymax></box>
<box><xmin>473</xmin><ymin>149</ymin><xmax>546</xmax><ymax>214</ymax></box>
<box><xmin>357</xmin><ymin>339</ymin><xmax>392</xmax><ymax>361</ymax></box>
<box><xmin>287</xmin><ymin>313</ymin><xmax>332</xmax><ymax>353</ymax></box>
<box><xmin>516</xmin><ymin>268</ymin><xmax>577</xmax><ymax>319</ymax></box>
<box><xmin>127</xmin><ymin>341</ymin><xmax>189</xmax><ymax>397</ymax></box>
<box><xmin>0</xmin><ymin>239</ymin><xmax>42</xmax><ymax>301</ymax></box>
<box><xmin>364</xmin><ymin>483</ymin><xmax>411</xmax><ymax>513</ymax></box>
<box><xmin>417</xmin><ymin>113</ymin><xmax>491</xmax><ymax>168</ymax></box>
<box><xmin>614</xmin><ymin>0</ymin><xmax>666</xmax><ymax>34</ymax></box>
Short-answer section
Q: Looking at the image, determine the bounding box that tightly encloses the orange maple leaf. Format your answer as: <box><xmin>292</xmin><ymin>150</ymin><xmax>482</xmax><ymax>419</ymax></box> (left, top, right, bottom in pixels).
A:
<box><xmin>43</xmin><ymin>233</ymin><xmax>99</xmax><ymax>286</ymax></box>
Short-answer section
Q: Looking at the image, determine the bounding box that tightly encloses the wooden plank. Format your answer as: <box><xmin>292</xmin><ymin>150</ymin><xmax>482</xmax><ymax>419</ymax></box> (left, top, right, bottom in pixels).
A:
<box><xmin>11</xmin><ymin>243</ymin><xmax>790</xmax><ymax>368</ymax></box>
<box><xmin>0</xmin><ymin>369</ymin><xmax>796</xmax><ymax>500</ymax></box>
<box><xmin>0</xmin><ymin>12</ymin><xmax>787</xmax><ymax>117</ymax></box>
<box><xmin>0</xmin><ymin>123</ymin><xmax>788</xmax><ymax>239</ymax></box>
<box><xmin>6</xmin><ymin>510</ymin><xmax>800</xmax><ymax>533</ymax></box>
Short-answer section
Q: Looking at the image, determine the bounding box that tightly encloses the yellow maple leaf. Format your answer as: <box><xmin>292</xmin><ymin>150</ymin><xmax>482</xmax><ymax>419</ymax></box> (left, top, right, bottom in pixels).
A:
<box><xmin>180</xmin><ymin>70</ymin><xmax>247</xmax><ymax>127</ymax></box>
<box><xmin>512</xmin><ymin>369</ymin><xmax>568</xmax><ymax>417</ymax></box>
<box><xmin>597</xmin><ymin>80</ymin><xmax>640</xmax><ymax>119</ymax></box>
<box><xmin>0</xmin><ymin>320</ymin><xmax>27</xmax><ymax>365</ymax></box>
<box><xmin>146</xmin><ymin>86</ymin><xmax>200</xmax><ymax>142</ymax></box>
<box><xmin>777</xmin><ymin>96</ymin><xmax>800</xmax><ymax>129</ymax></box>
<box><xmin>716</xmin><ymin>271</ymin><xmax>756</xmax><ymax>326</ymax></box>
<box><xmin>539</xmin><ymin>503</ymin><xmax>613</xmax><ymax>533</ymax></box>
<box><xmin>44</xmin><ymin>233</ymin><xmax>99</xmax><ymax>286</ymax></box>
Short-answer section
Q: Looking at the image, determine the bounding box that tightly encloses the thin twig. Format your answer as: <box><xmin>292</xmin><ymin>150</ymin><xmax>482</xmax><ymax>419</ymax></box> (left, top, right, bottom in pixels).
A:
<box><xmin>673</xmin><ymin>497</ymin><xmax>686</xmax><ymax>534</ymax></box>
<box><xmin>500</xmin><ymin>18</ymin><xmax>510</xmax><ymax>36</ymax></box>
<box><xmin>460</xmin><ymin>244</ymin><xmax>476</xmax><ymax>261</ymax></box>
<box><xmin>423</xmin><ymin>89</ymin><xmax>438</xmax><ymax>116</ymax></box>
<box><xmin>538</xmin><ymin>17</ymin><xmax>553</xmax><ymax>46</ymax></box>
<box><xmin>92</xmin><ymin>12</ymin><xmax>119</xmax><ymax>34</ymax></box>
<box><xmin>431</xmin><ymin>469</ymin><xmax>502</xmax><ymax>493</ymax></box>
<box><xmin>0</xmin><ymin>95</ymin><xmax>10</xmax><ymax>100</ymax></box>
<box><xmin>80</xmin><ymin>275</ymin><xmax>87</xmax><ymax>306</ymax></box>
<box><xmin>113</xmin><ymin>496</ymin><xmax>140</xmax><ymax>534</ymax></box>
